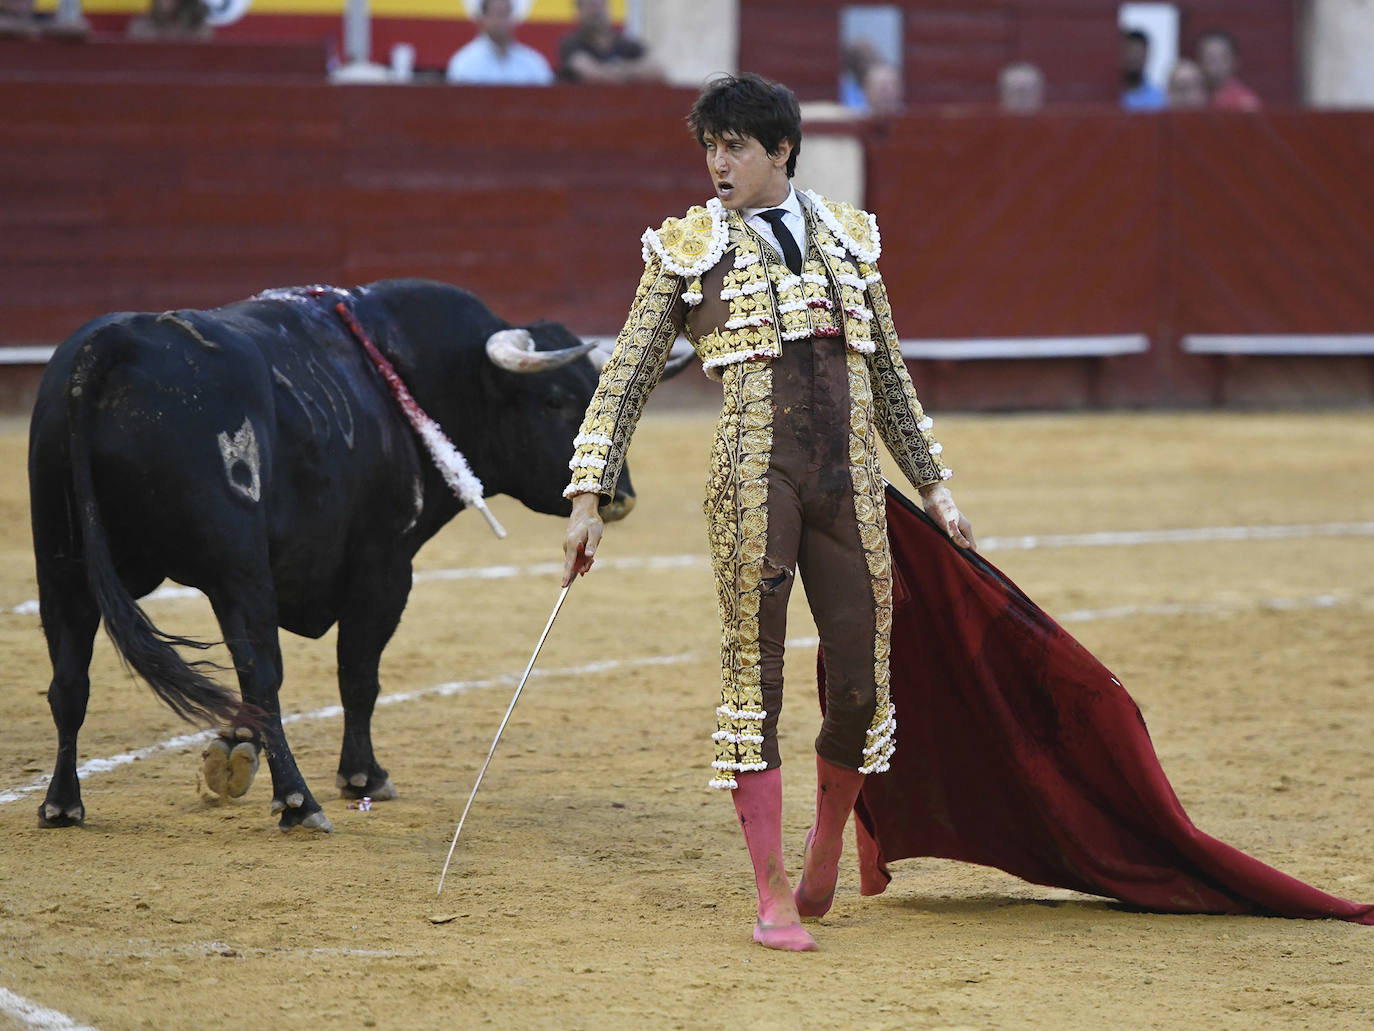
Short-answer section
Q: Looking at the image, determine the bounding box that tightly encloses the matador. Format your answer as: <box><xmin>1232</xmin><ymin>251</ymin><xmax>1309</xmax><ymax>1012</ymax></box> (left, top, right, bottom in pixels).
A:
<box><xmin>562</xmin><ymin>74</ymin><xmax>974</xmax><ymax>951</ymax></box>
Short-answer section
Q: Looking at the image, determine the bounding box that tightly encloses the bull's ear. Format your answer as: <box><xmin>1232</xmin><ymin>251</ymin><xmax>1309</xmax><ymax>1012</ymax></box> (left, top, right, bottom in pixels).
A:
<box><xmin>485</xmin><ymin>329</ymin><xmax>595</xmax><ymax>374</ymax></box>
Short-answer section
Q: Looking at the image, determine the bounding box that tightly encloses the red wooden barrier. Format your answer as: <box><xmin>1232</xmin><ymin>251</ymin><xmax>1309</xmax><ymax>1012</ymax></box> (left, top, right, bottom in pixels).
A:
<box><xmin>1</xmin><ymin>79</ymin><xmax>1371</xmax><ymax>411</ymax></box>
<box><xmin>740</xmin><ymin>0</ymin><xmax>1298</xmax><ymax>108</ymax></box>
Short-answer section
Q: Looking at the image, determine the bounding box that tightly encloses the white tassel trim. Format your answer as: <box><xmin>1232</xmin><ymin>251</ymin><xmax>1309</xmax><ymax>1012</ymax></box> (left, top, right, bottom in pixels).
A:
<box><xmin>683</xmin><ymin>291</ymin><xmax>703</xmax><ymax>306</ymax></box>
<box><xmin>864</xmin><ymin>270</ymin><xmax>883</xmax><ymax>285</ymax></box>
<box><xmin>725</xmin><ymin>315</ymin><xmax>773</xmax><ymax>330</ymax></box>
<box><xmin>917</xmin><ymin>416</ymin><xmax>933</xmax><ymax>431</ymax></box>
<box><xmin>715</xmin><ymin>704</ymin><xmax>767</xmax><ymax>721</ymax></box>
<box><xmin>781</xmin><ymin>326</ymin><xmax>815</xmax><ymax>341</ymax></box>
<box><xmin>847</xmin><ymin>338</ymin><xmax>877</xmax><ymax>354</ymax></box>
<box><xmin>837</xmin><ymin>273</ymin><xmax>867</xmax><ymax>290</ymax></box>
<box><xmin>711</xmin><ymin>731</ymin><xmax>765</xmax><ymax>745</ymax></box>
<box><xmin>777</xmin><ymin>300</ymin><xmax>810</xmax><ymax>315</ymax></box>
<box><xmin>720</xmin><ymin>280</ymin><xmax>768</xmax><ymax>300</ymax></box>
<box><xmin>802</xmin><ymin>272</ymin><xmax>829</xmax><ymax>286</ymax></box>
<box><xmin>862</xmin><ymin>715</ymin><xmax>897</xmax><ymax>757</ymax></box>
<box><xmin>709</xmin><ymin>777</ymin><xmax>739</xmax><ymax>790</ymax></box>
<box><xmin>940</xmin><ymin>468</ymin><xmax>954</xmax><ymax>480</ymax></box>
<box><xmin>712</xmin><ymin>760</ymin><xmax>769</xmax><ymax>772</ymax></box>
<box><xmin>641</xmin><ymin>197</ymin><xmax>730</xmax><ymax>278</ymax></box>
<box><xmin>804</xmin><ymin>189</ymin><xmax>882</xmax><ymax>263</ymax></box>
<box><xmin>568</xmin><ymin>454</ymin><xmax>606</xmax><ymax>470</ymax></box>
<box><xmin>822</xmin><ymin>243</ymin><xmax>848</xmax><ymax>259</ymax></box>
<box><xmin>573</xmin><ymin>431</ymin><xmax>613</xmax><ymax>448</ymax></box>
<box><xmin>775</xmin><ymin>273</ymin><xmax>802</xmax><ymax>292</ymax></box>
<box><xmin>563</xmin><ymin>480</ymin><xmax>602</xmax><ymax>499</ymax></box>
<box><xmin>929</xmin><ymin>443</ymin><xmax>943</xmax><ymax>456</ymax></box>
<box><xmin>734</xmin><ymin>251</ymin><xmax>760</xmax><ymax>269</ymax></box>
<box><xmin>702</xmin><ymin>347</ymin><xmax>780</xmax><ymax>369</ymax></box>
<box><xmin>845</xmin><ymin>306</ymin><xmax>874</xmax><ymax>322</ymax></box>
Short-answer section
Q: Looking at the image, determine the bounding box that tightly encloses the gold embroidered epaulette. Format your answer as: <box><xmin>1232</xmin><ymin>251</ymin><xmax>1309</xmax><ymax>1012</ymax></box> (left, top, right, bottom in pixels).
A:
<box><xmin>804</xmin><ymin>190</ymin><xmax>882</xmax><ymax>265</ymax></box>
<box><xmin>641</xmin><ymin>199</ymin><xmax>730</xmax><ymax>278</ymax></box>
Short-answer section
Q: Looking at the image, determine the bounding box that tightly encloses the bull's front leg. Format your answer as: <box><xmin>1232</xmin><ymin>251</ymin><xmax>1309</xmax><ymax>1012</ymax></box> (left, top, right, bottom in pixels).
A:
<box><xmin>333</xmin><ymin>565</ymin><xmax>409</xmax><ymax>802</ymax></box>
<box><xmin>207</xmin><ymin>588</ymin><xmax>331</xmax><ymax>832</ymax></box>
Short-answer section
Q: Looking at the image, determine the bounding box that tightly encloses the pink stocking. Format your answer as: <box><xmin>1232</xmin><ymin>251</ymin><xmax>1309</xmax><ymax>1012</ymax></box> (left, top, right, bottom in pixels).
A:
<box><xmin>795</xmin><ymin>754</ymin><xmax>865</xmax><ymax>918</ymax></box>
<box><xmin>732</xmin><ymin>768</ymin><xmax>817</xmax><ymax>951</ymax></box>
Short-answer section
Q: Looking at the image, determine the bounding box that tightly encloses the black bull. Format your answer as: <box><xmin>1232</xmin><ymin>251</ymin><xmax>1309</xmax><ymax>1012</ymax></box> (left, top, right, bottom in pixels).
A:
<box><xmin>29</xmin><ymin>279</ymin><xmax>674</xmax><ymax>831</ymax></box>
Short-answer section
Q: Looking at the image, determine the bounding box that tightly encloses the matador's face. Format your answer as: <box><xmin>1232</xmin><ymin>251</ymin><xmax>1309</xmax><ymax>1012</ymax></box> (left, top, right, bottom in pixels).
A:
<box><xmin>703</xmin><ymin>131</ymin><xmax>792</xmax><ymax>211</ymax></box>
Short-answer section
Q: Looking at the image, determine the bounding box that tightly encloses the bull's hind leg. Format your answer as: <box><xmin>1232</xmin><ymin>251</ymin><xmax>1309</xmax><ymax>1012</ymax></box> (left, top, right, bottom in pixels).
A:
<box><xmin>206</xmin><ymin>586</ymin><xmax>331</xmax><ymax>832</ymax></box>
<box><xmin>334</xmin><ymin>560</ymin><xmax>411</xmax><ymax>802</ymax></box>
<box><xmin>36</xmin><ymin>573</ymin><xmax>101</xmax><ymax>828</ymax></box>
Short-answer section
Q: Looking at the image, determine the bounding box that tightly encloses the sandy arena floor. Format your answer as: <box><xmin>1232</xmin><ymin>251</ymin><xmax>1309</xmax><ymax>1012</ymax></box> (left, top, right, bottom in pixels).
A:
<box><xmin>1</xmin><ymin>408</ymin><xmax>1372</xmax><ymax>1030</ymax></box>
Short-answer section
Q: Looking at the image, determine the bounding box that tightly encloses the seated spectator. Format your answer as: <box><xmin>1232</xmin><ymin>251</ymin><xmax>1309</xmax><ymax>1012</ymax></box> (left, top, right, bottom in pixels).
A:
<box><xmin>1120</xmin><ymin>28</ymin><xmax>1166</xmax><ymax>111</ymax></box>
<box><xmin>1196</xmin><ymin>29</ymin><xmax>1261</xmax><ymax>110</ymax></box>
<box><xmin>0</xmin><ymin>0</ymin><xmax>37</xmax><ymax>38</ymax></box>
<box><xmin>126</xmin><ymin>0</ymin><xmax>212</xmax><ymax>39</ymax></box>
<box><xmin>558</xmin><ymin>0</ymin><xmax>661</xmax><ymax>83</ymax></box>
<box><xmin>446</xmin><ymin>0</ymin><xmax>554</xmax><ymax>86</ymax></box>
<box><xmin>839</xmin><ymin>39</ymin><xmax>880</xmax><ymax>111</ymax></box>
<box><xmin>862</xmin><ymin>61</ymin><xmax>904</xmax><ymax>119</ymax></box>
<box><xmin>1</xmin><ymin>0</ymin><xmax>87</xmax><ymax>38</ymax></box>
<box><xmin>998</xmin><ymin>62</ymin><xmax>1045</xmax><ymax>113</ymax></box>
<box><xmin>1166</xmin><ymin>59</ymin><xmax>1208</xmax><ymax>108</ymax></box>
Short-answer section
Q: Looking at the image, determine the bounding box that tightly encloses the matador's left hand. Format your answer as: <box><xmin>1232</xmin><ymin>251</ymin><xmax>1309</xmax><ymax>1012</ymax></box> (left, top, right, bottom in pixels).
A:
<box><xmin>919</xmin><ymin>483</ymin><xmax>976</xmax><ymax>550</ymax></box>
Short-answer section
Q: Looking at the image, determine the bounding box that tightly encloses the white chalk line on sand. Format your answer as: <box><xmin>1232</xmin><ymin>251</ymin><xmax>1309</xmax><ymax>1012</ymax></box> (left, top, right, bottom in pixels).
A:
<box><xmin>5</xmin><ymin>584</ymin><xmax>1372</xmax><ymax>811</ymax></box>
<box><xmin>5</xmin><ymin>521</ymin><xmax>1374</xmax><ymax>617</ymax></box>
<box><xmin>3</xmin><ymin>586</ymin><xmax>1369</xmax><ymax>1031</ymax></box>
<box><xmin>0</xmin><ymin>988</ymin><xmax>98</xmax><ymax>1031</ymax></box>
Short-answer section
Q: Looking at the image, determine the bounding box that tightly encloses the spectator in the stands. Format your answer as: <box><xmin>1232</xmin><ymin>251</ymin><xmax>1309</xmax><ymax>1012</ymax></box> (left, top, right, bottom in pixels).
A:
<box><xmin>127</xmin><ymin>0</ymin><xmax>212</xmax><ymax>39</ymax></box>
<box><xmin>446</xmin><ymin>0</ymin><xmax>554</xmax><ymax>86</ymax></box>
<box><xmin>839</xmin><ymin>39</ymin><xmax>880</xmax><ymax>111</ymax></box>
<box><xmin>1120</xmin><ymin>28</ymin><xmax>1166</xmax><ymax>110</ymax></box>
<box><xmin>1196</xmin><ymin>29</ymin><xmax>1261</xmax><ymax>110</ymax></box>
<box><xmin>1</xmin><ymin>0</ymin><xmax>87</xmax><ymax>38</ymax></box>
<box><xmin>862</xmin><ymin>61</ymin><xmax>905</xmax><ymax>119</ymax></box>
<box><xmin>998</xmin><ymin>62</ymin><xmax>1045</xmax><ymax>113</ymax></box>
<box><xmin>558</xmin><ymin>0</ymin><xmax>662</xmax><ymax>83</ymax></box>
<box><xmin>1167</xmin><ymin>59</ymin><xmax>1209</xmax><ymax>108</ymax></box>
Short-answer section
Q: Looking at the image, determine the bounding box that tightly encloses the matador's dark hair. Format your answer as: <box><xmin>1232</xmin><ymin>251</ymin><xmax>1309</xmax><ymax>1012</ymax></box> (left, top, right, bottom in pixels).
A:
<box><xmin>687</xmin><ymin>73</ymin><xmax>802</xmax><ymax>178</ymax></box>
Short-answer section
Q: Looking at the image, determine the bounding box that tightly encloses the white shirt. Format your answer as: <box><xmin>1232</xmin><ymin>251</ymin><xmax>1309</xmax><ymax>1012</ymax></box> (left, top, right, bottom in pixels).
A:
<box><xmin>445</xmin><ymin>34</ymin><xmax>554</xmax><ymax>85</ymax></box>
<box><xmin>743</xmin><ymin>186</ymin><xmax>807</xmax><ymax>266</ymax></box>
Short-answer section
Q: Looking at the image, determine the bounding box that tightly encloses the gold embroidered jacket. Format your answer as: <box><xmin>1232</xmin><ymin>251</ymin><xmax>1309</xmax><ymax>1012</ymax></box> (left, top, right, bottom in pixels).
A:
<box><xmin>565</xmin><ymin>190</ymin><xmax>951</xmax><ymax>499</ymax></box>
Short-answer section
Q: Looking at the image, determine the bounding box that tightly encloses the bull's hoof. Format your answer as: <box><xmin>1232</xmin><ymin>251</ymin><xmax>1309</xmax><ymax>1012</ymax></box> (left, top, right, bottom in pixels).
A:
<box><xmin>272</xmin><ymin>792</ymin><xmax>332</xmax><ymax>833</ymax></box>
<box><xmin>202</xmin><ymin>739</ymin><xmax>260</xmax><ymax>798</ymax></box>
<box><xmin>37</xmin><ymin>799</ymin><xmax>85</xmax><ymax>828</ymax></box>
<box><xmin>336</xmin><ymin>772</ymin><xmax>398</xmax><ymax>802</ymax></box>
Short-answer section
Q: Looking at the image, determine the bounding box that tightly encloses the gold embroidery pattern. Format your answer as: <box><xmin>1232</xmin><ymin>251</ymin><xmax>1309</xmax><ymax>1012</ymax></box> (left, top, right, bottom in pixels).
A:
<box><xmin>864</xmin><ymin>275</ymin><xmax>949</xmax><ymax>488</ymax></box>
<box><xmin>689</xmin><ymin>204</ymin><xmax>881</xmax><ymax>376</ymax></box>
<box><xmin>564</xmin><ymin>257</ymin><xmax>683</xmax><ymax>498</ymax></box>
<box><xmin>844</xmin><ymin>352</ymin><xmax>897</xmax><ymax>774</ymax></box>
<box><xmin>705</xmin><ymin>360</ymin><xmax>774</xmax><ymax>789</ymax></box>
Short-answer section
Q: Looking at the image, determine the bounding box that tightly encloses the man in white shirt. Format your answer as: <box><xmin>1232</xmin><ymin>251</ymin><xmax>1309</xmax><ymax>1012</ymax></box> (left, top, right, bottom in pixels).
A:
<box><xmin>445</xmin><ymin>0</ymin><xmax>553</xmax><ymax>86</ymax></box>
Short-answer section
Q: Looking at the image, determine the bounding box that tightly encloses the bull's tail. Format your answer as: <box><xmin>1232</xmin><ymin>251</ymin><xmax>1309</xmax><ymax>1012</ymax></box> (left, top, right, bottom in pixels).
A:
<box><xmin>65</xmin><ymin>325</ymin><xmax>243</xmax><ymax>726</ymax></box>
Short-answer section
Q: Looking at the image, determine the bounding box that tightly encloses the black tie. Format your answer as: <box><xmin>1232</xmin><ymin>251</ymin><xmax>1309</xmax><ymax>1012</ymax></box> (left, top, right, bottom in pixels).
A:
<box><xmin>758</xmin><ymin>208</ymin><xmax>803</xmax><ymax>275</ymax></box>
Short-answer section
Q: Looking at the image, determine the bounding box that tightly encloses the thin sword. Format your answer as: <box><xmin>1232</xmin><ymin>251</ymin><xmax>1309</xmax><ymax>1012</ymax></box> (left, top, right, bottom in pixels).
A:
<box><xmin>437</xmin><ymin>582</ymin><xmax>573</xmax><ymax>895</ymax></box>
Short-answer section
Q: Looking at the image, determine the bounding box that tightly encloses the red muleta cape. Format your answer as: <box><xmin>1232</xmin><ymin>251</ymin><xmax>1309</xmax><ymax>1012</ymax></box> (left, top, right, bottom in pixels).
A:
<box><xmin>819</xmin><ymin>485</ymin><xmax>1373</xmax><ymax>924</ymax></box>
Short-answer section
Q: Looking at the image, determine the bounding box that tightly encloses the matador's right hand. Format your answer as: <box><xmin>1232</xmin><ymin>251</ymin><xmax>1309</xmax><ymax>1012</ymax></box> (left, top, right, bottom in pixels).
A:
<box><xmin>562</xmin><ymin>492</ymin><xmax>604</xmax><ymax>586</ymax></box>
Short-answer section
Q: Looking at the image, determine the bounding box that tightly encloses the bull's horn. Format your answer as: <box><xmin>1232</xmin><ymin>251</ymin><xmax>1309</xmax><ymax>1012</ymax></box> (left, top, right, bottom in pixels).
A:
<box><xmin>588</xmin><ymin>339</ymin><xmax>695</xmax><ymax>378</ymax></box>
<box><xmin>589</xmin><ymin>341</ymin><xmax>613</xmax><ymax>372</ymax></box>
<box><xmin>486</xmin><ymin>329</ymin><xmax>596</xmax><ymax>374</ymax></box>
<box><xmin>662</xmin><ymin>341</ymin><xmax>697</xmax><ymax>380</ymax></box>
